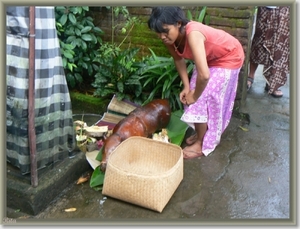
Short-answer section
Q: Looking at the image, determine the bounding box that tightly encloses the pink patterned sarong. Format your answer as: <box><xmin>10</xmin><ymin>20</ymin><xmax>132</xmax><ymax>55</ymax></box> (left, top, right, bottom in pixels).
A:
<box><xmin>181</xmin><ymin>67</ymin><xmax>240</xmax><ymax>156</ymax></box>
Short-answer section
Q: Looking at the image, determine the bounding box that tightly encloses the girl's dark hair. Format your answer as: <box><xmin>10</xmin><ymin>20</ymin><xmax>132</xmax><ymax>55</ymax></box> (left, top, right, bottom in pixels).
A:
<box><xmin>147</xmin><ymin>6</ymin><xmax>190</xmax><ymax>33</ymax></box>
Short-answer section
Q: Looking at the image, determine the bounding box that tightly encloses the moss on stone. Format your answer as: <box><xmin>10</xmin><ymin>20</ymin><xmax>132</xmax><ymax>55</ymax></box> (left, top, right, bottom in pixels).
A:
<box><xmin>70</xmin><ymin>91</ymin><xmax>110</xmax><ymax>115</ymax></box>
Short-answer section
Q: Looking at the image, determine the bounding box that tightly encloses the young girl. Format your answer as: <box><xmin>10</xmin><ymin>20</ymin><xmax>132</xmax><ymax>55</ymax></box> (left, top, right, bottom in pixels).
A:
<box><xmin>148</xmin><ymin>7</ymin><xmax>245</xmax><ymax>159</ymax></box>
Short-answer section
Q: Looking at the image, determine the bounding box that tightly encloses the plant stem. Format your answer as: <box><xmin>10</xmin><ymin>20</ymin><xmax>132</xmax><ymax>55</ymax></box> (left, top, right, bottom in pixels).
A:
<box><xmin>118</xmin><ymin>22</ymin><xmax>135</xmax><ymax>48</ymax></box>
<box><xmin>111</xmin><ymin>7</ymin><xmax>114</xmax><ymax>44</ymax></box>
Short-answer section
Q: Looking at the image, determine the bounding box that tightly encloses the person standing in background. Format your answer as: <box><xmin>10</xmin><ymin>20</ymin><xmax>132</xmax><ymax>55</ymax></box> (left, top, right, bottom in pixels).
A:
<box><xmin>247</xmin><ymin>6</ymin><xmax>290</xmax><ymax>98</ymax></box>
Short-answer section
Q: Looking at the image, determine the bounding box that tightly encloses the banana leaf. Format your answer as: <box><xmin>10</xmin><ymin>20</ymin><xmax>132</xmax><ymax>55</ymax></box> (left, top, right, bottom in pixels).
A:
<box><xmin>89</xmin><ymin>165</ymin><xmax>105</xmax><ymax>191</ymax></box>
<box><xmin>166</xmin><ymin>110</ymin><xmax>189</xmax><ymax>146</ymax></box>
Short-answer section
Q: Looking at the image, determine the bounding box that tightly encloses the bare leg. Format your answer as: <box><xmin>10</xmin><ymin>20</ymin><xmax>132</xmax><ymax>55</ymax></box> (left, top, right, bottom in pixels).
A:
<box><xmin>183</xmin><ymin>122</ymin><xmax>207</xmax><ymax>159</ymax></box>
<box><xmin>249</xmin><ymin>62</ymin><xmax>258</xmax><ymax>79</ymax></box>
<box><xmin>247</xmin><ymin>62</ymin><xmax>258</xmax><ymax>90</ymax></box>
<box><xmin>185</xmin><ymin>132</ymin><xmax>197</xmax><ymax>145</ymax></box>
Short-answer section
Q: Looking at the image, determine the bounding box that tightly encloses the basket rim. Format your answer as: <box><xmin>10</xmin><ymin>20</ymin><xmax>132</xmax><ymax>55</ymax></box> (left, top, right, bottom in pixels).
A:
<box><xmin>110</xmin><ymin>136</ymin><xmax>182</xmax><ymax>150</ymax></box>
<box><xmin>107</xmin><ymin>155</ymin><xmax>183</xmax><ymax>178</ymax></box>
<box><xmin>107</xmin><ymin>136</ymin><xmax>183</xmax><ymax>177</ymax></box>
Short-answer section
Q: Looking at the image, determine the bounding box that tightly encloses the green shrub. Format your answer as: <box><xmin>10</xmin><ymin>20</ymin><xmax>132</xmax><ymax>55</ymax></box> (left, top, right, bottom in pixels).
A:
<box><xmin>92</xmin><ymin>44</ymin><xmax>147</xmax><ymax>104</ymax></box>
<box><xmin>55</xmin><ymin>6</ymin><xmax>104</xmax><ymax>88</ymax></box>
<box><xmin>139</xmin><ymin>48</ymin><xmax>194</xmax><ymax>111</ymax></box>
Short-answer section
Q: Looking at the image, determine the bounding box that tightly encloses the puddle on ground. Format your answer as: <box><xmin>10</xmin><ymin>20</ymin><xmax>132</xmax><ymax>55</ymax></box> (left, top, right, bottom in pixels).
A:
<box><xmin>72</xmin><ymin>114</ymin><xmax>102</xmax><ymax>127</ymax></box>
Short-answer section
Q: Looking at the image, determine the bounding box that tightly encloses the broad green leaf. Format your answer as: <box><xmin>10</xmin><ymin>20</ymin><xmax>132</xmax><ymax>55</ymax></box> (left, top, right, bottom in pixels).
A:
<box><xmin>82</xmin><ymin>62</ymin><xmax>88</xmax><ymax>69</ymax></box>
<box><xmin>55</xmin><ymin>6</ymin><xmax>66</xmax><ymax>12</ymax></box>
<box><xmin>96</xmin><ymin>147</ymin><xmax>103</xmax><ymax>161</ymax></box>
<box><xmin>90</xmin><ymin>166</ymin><xmax>105</xmax><ymax>190</ymax></box>
<box><xmin>71</xmin><ymin>38</ymin><xmax>81</xmax><ymax>47</ymax></box>
<box><xmin>117</xmin><ymin>81</ymin><xmax>124</xmax><ymax>93</ymax></box>
<box><xmin>67</xmin><ymin>62</ymin><xmax>73</xmax><ymax>72</ymax></box>
<box><xmin>63</xmin><ymin>50</ymin><xmax>74</xmax><ymax>59</ymax></box>
<box><xmin>73</xmin><ymin>7</ymin><xmax>80</xmax><ymax>14</ymax></box>
<box><xmin>62</xmin><ymin>58</ymin><xmax>67</xmax><ymax>68</ymax></box>
<box><xmin>75</xmin><ymin>28</ymin><xmax>81</xmax><ymax>36</ymax></box>
<box><xmin>83</xmin><ymin>56</ymin><xmax>91</xmax><ymax>62</ymax></box>
<box><xmin>66</xmin><ymin>35</ymin><xmax>76</xmax><ymax>43</ymax></box>
<box><xmin>187</xmin><ymin>10</ymin><xmax>193</xmax><ymax>20</ymax></box>
<box><xmin>198</xmin><ymin>6</ymin><xmax>207</xmax><ymax>22</ymax></box>
<box><xmin>166</xmin><ymin>110</ymin><xmax>189</xmax><ymax>146</ymax></box>
<box><xmin>81</xmin><ymin>26</ymin><xmax>92</xmax><ymax>33</ymax></box>
<box><xmin>93</xmin><ymin>26</ymin><xmax>104</xmax><ymax>34</ymax></box>
<box><xmin>74</xmin><ymin>73</ymin><xmax>83</xmax><ymax>82</ymax></box>
<box><xmin>205</xmin><ymin>15</ymin><xmax>211</xmax><ymax>25</ymax></box>
<box><xmin>81</xmin><ymin>40</ymin><xmax>87</xmax><ymax>50</ymax></box>
<box><xmin>59</xmin><ymin>14</ymin><xmax>68</xmax><ymax>25</ymax></box>
<box><xmin>68</xmin><ymin>13</ymin><xmax>77</xmax><ymax>24</ymax></box>
<box><xmin>81</xmin><ymin>34</ymin><xmax>93</xmax><ymax>41</ymax></box>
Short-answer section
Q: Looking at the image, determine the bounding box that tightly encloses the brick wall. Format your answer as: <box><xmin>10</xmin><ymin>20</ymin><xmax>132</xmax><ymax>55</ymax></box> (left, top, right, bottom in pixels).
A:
<box><xmin>90</xmin><ymin>6</ymin><xmax>256</xmax><ymax>106</ymax></box>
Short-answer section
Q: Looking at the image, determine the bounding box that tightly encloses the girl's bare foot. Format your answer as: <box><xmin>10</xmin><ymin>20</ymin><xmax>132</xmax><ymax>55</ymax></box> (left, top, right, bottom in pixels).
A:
<box><xmin>185</xmin><ymin>133</ymin><xmax>198</xmax><ymax>145</ymax></box>
<box><xmin>183</xmin><ymin>142</ymin><xmax>203</xmax><ymax>159</ymax></box>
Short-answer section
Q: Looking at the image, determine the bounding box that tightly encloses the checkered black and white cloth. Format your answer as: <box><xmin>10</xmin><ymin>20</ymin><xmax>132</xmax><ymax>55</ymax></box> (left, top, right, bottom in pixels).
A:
<box><xmin>6</xmin><ymin>6</ymin><xmax>75</xmax><ymax>174</ymax></box>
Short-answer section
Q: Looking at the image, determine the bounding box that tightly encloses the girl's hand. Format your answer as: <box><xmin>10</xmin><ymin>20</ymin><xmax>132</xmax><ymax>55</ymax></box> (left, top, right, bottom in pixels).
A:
<box><xmin>185</xmin><ymin>90</ymin><xmax>196</xmax><ymax>106</ymax></box>
<box><xmin>180</xmin><ymin>88</ymin><xmax>189</xmax><ymax>104</ymax></box>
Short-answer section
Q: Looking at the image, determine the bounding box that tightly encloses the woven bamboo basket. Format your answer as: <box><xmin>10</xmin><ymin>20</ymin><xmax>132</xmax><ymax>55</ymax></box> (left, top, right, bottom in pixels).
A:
<box><xmin>102</xmin><ymin>136</ymin><xmax>183</xmax><ymax>213</ymax></box>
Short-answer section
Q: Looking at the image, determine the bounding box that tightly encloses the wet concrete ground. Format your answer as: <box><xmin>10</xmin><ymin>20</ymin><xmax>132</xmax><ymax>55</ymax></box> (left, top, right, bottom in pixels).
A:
<box><xmin>6</xmin><ymin>65</ymin><xmax>293</xmax><ymax>225</ymax></box>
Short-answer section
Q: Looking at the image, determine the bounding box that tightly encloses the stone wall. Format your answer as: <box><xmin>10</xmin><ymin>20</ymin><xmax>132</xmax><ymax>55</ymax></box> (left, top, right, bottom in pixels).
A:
<box><xmin>90</xmin><ymin>6</ymin><xmax>256</xmax><ymax>107</ymax></box>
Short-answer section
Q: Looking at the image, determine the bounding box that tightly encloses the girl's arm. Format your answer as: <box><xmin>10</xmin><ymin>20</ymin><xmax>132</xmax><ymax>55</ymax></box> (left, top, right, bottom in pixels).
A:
<box><xmin>166</xmin><ymin>45</ymin><xmax>190</xmax><ymax>89</ymax></box>
<box><xmin>186</xmin><ymin>31</ymin><xmax>210</xmax><ymax>102</ymax></box>
<box><xmin>166</xmin><ymin>45</ymin><xmax>190</xmax><ymax>104</ymax></box>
